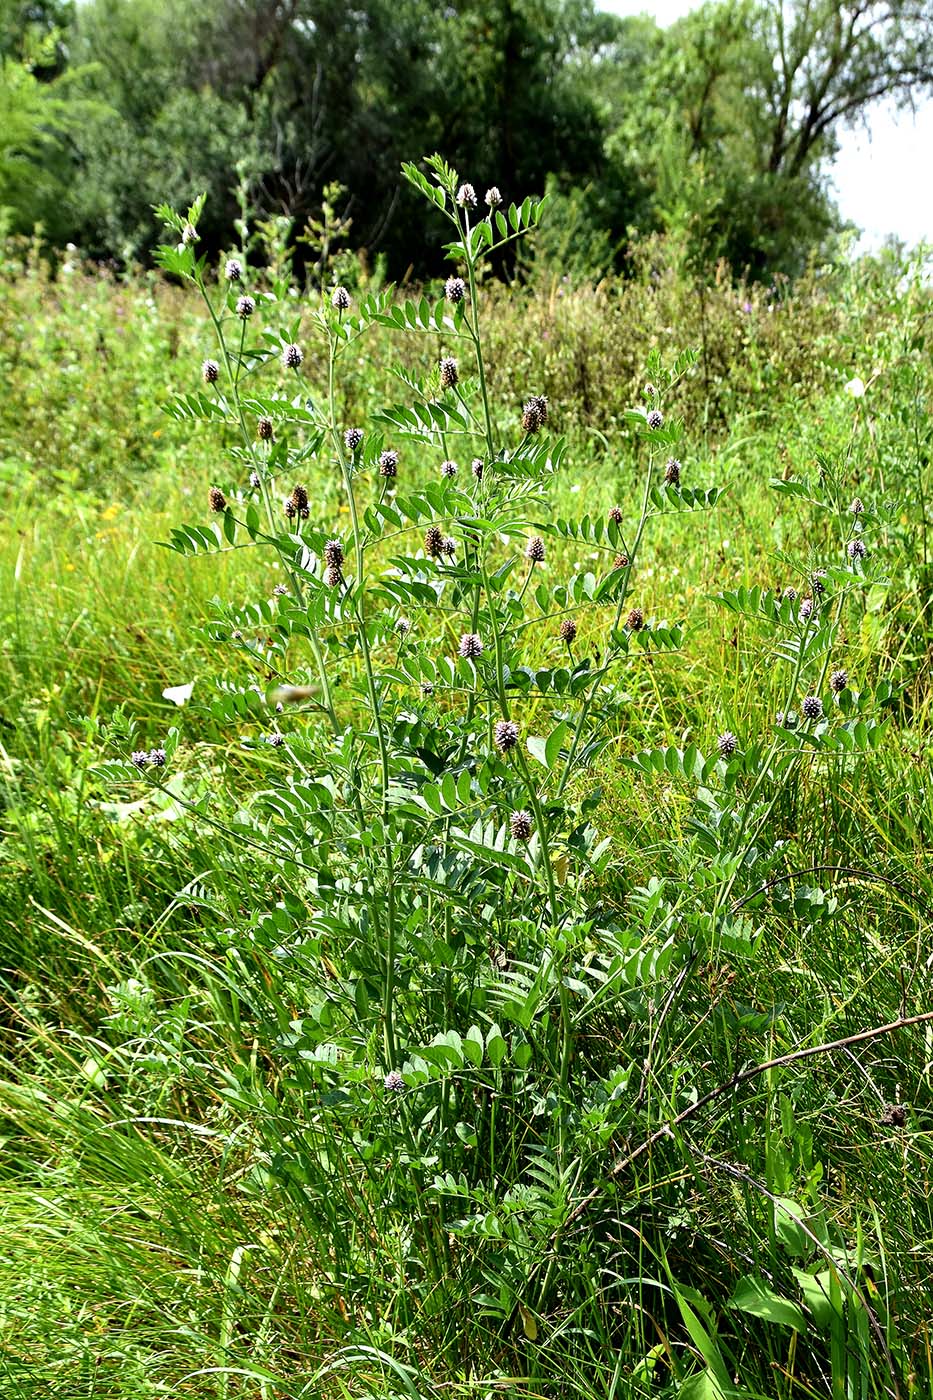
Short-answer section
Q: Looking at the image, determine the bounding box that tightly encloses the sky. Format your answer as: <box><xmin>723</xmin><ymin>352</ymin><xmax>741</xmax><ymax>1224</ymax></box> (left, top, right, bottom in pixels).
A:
<box><xmin>598</xmin><ymin>0</ymin><xmax>933</xmax><ymax>250</ymax></box>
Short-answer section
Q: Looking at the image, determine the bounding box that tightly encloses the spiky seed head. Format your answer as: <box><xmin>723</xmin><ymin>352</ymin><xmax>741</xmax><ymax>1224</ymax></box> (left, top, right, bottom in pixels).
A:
<box><xmin>472</xmin><ymin>458</ymin><xmax>484</xmax><ymax>479</ymax></box>
<box><xmin>202</xmin><ymin>358</ymin><xmax>220</xmax><ymax>384</ymax></box>
<box><xmin>325</xmin><ymin>565</ymin><xmax>342</xmax><ymax>588</ymax></box>
<box><xmin>717</xmin><ymin>731</ymin><xmax>738</xmax><ymax>759</ymax></box>
<box><xmin>281</xmin><ymin>343</ymin><xmax>303</xmax><ymax>369</ymax></box>
<box><xmin>424</xmin><ymin>525</ymin><xmax>444</xmax><ymax>558</ymax></box>
<box><xmin>209</xmin><ymin>486</ymin><xmax>227</xmax><ymax>512</ymax></box>
<box><xmin>331</xmin><ymin>286</ymin><xmax>350</xmax><ymax>310</ymax></box>
<box><xmin>459</xmin><ymin>633</ymin><xmax>483</xmax><ymax>659</ymax></box>
<box><xmin>291</xmin><ymin>484</ymin><xmax>309</xmax><ymax>513</ymax></box>
<box><xmin>614</xmin><ymin>553</ymin><xmax>630</xmax><ymax>569</ymax></box>
<box><xmin>830</xmin><ymin>668</ymin><xmax>848</xmax><ymax>692</ymax></box>
<box><xmin>626</xmin><ymin>607</ymin><xmax>644</xmax><ymax>630</ymax></box>
<box><xmin>440</xmin><ymin>459</ymin><xmax>458</xmax><ymax>478</ymax></box>
<box><xmin>664</xmin><ymin>457</ymin><xmax>681</xmax><ymax>485</ymax></box>
<box><xmin>485</xmin><ymin>186</ymin><xmax>502</xmax><ymax>207</ymax></box>
<box><xmin>608</xmin><ymin>505</ymin><xmax>623</xmax><ymax>524</ymax></box>
<box><xmin>441</xmin><ymin>536</ymin><xmax>456</xmax><ymax>557</ymax></box>
<box><xmin>395</xmin><ymin>617</ymin><xmax>411</xmax><ymax>636</ymax></box>
<box><xmin>439</xmin><ymin>356</ymin><xmax>459</xmax><ymax>389</ymax></box>
<box><xmin>799</xmin><ymin>597</ymin><xmax>814</xmax><ymax>621</ymax></box>
<box><xmin>324</xmin><ymin>539</ymin><xmax>344</xmax><ymax>570</ymax></box>
<box><xmin>559</xmin><ymin>618</ymin><xmax>577</xmax><ymax>643</ymax></box>
<box><xmin>249</xmin><ymin>470</ymin><xmax>261</xmax><ymax>488</ymax></box>
<box><xmin>181</xmin><ymin>222</ymin><xmax>198</xmax><ymax>246</ymax></box>
<box><xmin>384</xmin><ymin>1069</ymin><xmax>404</xmax><ymax>1092</ymax></box>
<box><xmin>345</xmin><ymin>427</ymin><xmax>364</xmax><ymax>452</ymax></box>
<box><xmin>811</xmin><ymin>569</ymin><xmax>827</xmax><ymax>595</ymax></box>
<box><xmin>847</xmin><ymin>538</ymin><xmax>867</xmax><ymax>560</ymax></box>
<box><xmin>224</xmin><ymin>258</ymin><xmax>242</xmax><ymax>282</ymax></box>
<box><xmin>265</xmin><ymin>733</ymin><xmax>285</xmax><ymax>747</ymax></box>
<box><xmin>528</xmin><ymin>394</ymin><xmax>548</xmax><ymax>424</ymax></box>
<box><xmin>131</xmin><ymin>750</ymin><xmax>149</xmax><ymax>769</ymax></box>
<box><xmin>420</xmin><ymin>681</ymin><xmax>434</xmax><ymax>697</ymax></box>
<box><xmin>850</xmin><ymin>497</ymin><xmax>864</xmax><ymax>515</ymax></box>
<box><xmin>510</xmin><ymin>810</ymin><xmax>533</xmax><ymax>841</ymax></box>
<box><xmin>456</xmin><ymin>183</ymin><xmax>477</xmax><ymax>207</ymax></box>
<box><xmin>802</xmin><ymin>694</ymin><xmax>823</xmax><ymax>720</ymax></box>
<box><xmin>525</xmin><ymin>536</ymin><xmax>545</xmax><ymax>563</ymax></box>
<box><xmin>236</xmin><ymin>295</ymin><xmax>255</xmax><ymax>318</ymax></box>
<box><xmin>284</xmin><ymin>498</ymin><xmax>297</xmax><ymax>519</ymax></box>
<box><xmin>379</xmin><ymin>449</ymin><xmax>399</xmax><ymax>478</ymax></box>
<box><xmin>494</xmin><ymin>719</ymin><xmax>519</xmax><ymax>753</ymax></box>
<box><xmin>445</xmin><ymin>276</ymin><xmax>466</xmax><ymax>303</ymax></box>
<box><xmin>258</xmin><ymin>416</ymin><xmax>274</xmax><ymax>440</ymax></box>
<box><xmin>646</xmin><ymin>409</ymin><xmax>664</xmax><ymax>430</ymax></box>
<box><xmin>522</xmin><ymin>399</ymin><xmax>544</xmax><ymax>433</ymax></box>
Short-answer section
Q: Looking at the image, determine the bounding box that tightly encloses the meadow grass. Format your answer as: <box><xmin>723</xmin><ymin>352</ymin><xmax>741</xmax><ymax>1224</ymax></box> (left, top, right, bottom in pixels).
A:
<box><xmin>0</xmin><ymin>232</ymin><xmax>932</xmax><ymax>1399</ymax></box>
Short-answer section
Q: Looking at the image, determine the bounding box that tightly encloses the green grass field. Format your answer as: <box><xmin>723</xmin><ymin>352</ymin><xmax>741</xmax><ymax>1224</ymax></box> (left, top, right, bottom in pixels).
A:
<box><xmin>1</xmin><ymin>232</ymin><xmax>932</xmax><ymax>1399</ymax></box>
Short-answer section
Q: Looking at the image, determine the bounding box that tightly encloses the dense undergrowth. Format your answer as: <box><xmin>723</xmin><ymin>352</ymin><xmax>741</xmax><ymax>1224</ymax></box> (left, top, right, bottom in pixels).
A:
<box><xmin>1</xmin><ymin>179</ymin><xmax>932</xmax><ymax>1400</ymax></box>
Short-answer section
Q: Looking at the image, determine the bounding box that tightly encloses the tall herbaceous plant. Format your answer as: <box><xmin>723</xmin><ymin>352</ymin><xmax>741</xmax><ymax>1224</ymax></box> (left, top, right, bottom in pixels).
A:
<box><xmin>112</xmin><ymin>157</ymin><xmax>892</xmax><ymax>1358</ymax></box>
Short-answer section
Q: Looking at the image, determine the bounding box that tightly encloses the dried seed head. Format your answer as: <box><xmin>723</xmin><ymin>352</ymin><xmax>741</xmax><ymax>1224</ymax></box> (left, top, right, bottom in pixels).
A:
<box><xmin>472</xmin><ymin>457</ymin><xmax>484</xmax><ymax>479</ymax></box>
<box><xmin>494</xmin><ymin>719</ymin><xmax>519</xmax><ymax>753</ymax></box>
<box><xmin>439</xmin><ymin>356</ymin><xmax>459</xmax><ymax>389</ymax></box>
<box><xmin>850</xmin><ymin>497</ymin><xmax>864</xmax><ymax>515</ymax></box>
<box><xmin>830</xmin><ymin>668</ymin><xmax>848</xmax><ymax>692</ymax></box>
<box><xmin>424</xmin><ymin>525</ymin><xmax>444</xmax><ymax>558</ymax></box>
<box><xmin>283</xmin><ymin>498</ymin><xmax>297</xmax><ymax>519</ymax></box>
<box><xmin>440</xmin><ymin>458</ymin><xmax>458</xmax><ymax>478</ymax></box>
<box><xmin>224</xmin><ymin>258</ymin><xmax>242</xmax><ymax>282</ymax></box>
<box><xmin>324</xmin><ymin>539</ymin><xmax>344</xmax><ymax>570</ymax></box>
<box><xmin>614</xmin><ymin>554</ymin><xmax>630</xmax><ymax>569</ymax></box>
<box><xmin>202</xmin><ymin>358</ymin><xmax>220</xmax><ymax>384</ymax></box>
<box><xmin>384</xmin><ymin>1069</ymin><xmax>404</xmax><ymax>1092</ymax></box>
<box><xmin>258</xmin><ymin>416</ymin><xmax>274</xmax><ymax>441</ymax></box>
<box><xmin>559</xmin><ymin>618</ymin><xmax>577</xmax><ymax>644</ymax></box>
<box><xmin>802</xmin><ymin>694</ymin><xmax>823</xmax><ymax>721</ymax></box>
<box><xmin>130</xmin><ymin>750</ymin><xmax>150</xmax><ymax>769</ymax></box>
<box><xmin>379</xmin><ymin>449</ymin><xmax>399</xmax><ymax>478</ymax></box>
<box><xmin>235</xmin><ymin>295</ymin><xmax>255</xmax><ymax>318</ymax></box>
<box><xmin>281</xmin><ymin>343</ymin><xmax>303</xmax><ymax>369</ymax></box>
<box><xmin>528</xmin><ymin>394</ymin><xmax>548</xmax><ymax>425</ymax></box>
<box><xmin>485</xmin><ymin>186</ymin><xmax>502</xmax><ymax>207</ymax></box>
<box><xmin>626</xmin><ymin>607</ymin><xmax>645</xmax><ymax>630</ymax></box>
<box><xmin>459</xmin><ymin>633</ymin><xmax>483</xmax><ymax>659</ymax></box>
<box><xmin>525</xmin><ymin>536</ymin><xmax>545</xmax><ymax>563</ymax></box>
<box><xmin>664</xmin><ymin>457</ymin><xmax>681</xmax><ymax>485</ymax></box>
<box><xmin>331</xmin><ymin>286</ymin><xmax>350</xmax><ymax>310</ymax></box>
<box><xmin>608</xmin><ymin>505</ymin><xmax>623</xmax><ymax>524</ymax></box>
<box><xmin>510</xmin><ymin>809</ymin><xmax>533</xmax><ymax>841</ymax></box>
<box><xmin>646</xmin><ymin>409</ymin><xmax>664</xmax><ymax>430</ymax></box>
<box><xmin>441</xmin><ymin>536</ymin><xmax>457</xmax><ymax>558</ymax></box>
<box><xmin>847</xmin><ymin>538</ymin><xmax>867</xmax><ymax>560</ymax></box>
<box><xmin>291</xmin><ymin>484</ymin><xmax>309</xmax><ymax>513</ymax></box>
<box><xmin>445</xmin><ymin>276</ymin><xmax>466</xmax><ymax>303</ymax></box>
<box><xmin>456</xmin><ymin>183</ymin><xmax>477</xmax><ymax>207</ymax></box>
<box><xmin>344</xmin><ymin>427</ymin><xmax>364</xmax><ymax>452</ymax></box>
<box><xmin>717</xmin><ymin>731</ymin><xmax>738</xmax><ymax>759</ymax></box>
<box><xmin>325</xmin><ymin>565</ymin><xmax>343</xmax><ymax>588</ymax></box>
<box><xmin>881</xmin><ymin>1103</ymin><xmax>907</xmax><ymax>1127</ymax></box>
<box><xmin>209</xmin><ymin>486</ymin><xmax>227</xmax><ymax>512</ymax></box>
<box><xmin>522</xmin><ymin>399</ymin><xmax>544</xmax><ymax>433</ymax></box>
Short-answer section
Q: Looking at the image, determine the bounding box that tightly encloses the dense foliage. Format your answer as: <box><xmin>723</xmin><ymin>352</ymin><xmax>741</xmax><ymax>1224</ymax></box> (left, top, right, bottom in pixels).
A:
<box><xmin>1</xmin><ymin>153</ymin><xmax>933</xmax><ymax>1398</ymax></box>
<box><xmin>2</xmin><ymin>0</ymin><xmax>933</xmax><ymax>276</ymax></box>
